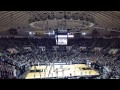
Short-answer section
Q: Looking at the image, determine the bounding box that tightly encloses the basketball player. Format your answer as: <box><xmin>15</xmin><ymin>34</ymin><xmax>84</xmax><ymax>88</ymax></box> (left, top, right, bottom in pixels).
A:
<box><xmin>34</xmin><ymin>74</ymin><xmax>35</xmax><ymax>79</ymax></box>
<box><xmin>74</xmin><ymin>71</ymin><xmax>75</xmax><ymax>76</ymax></box>
<box><xmin>56</xmin><ymin>68</ymin><xmax>58</xmax><ymax>77</ymax></box>
<box><xmin>62</xmin><ymin>69</ymin><xmax>64</xmax><ymax>77</ymax></box>
<box><xmin>89</xmin><ymin>71</ymin><xmax>91</xmax><ymax>75</ymax></box>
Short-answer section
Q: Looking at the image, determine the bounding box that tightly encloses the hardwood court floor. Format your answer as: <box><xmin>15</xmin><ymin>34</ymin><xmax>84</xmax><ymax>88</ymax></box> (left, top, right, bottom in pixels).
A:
<box><xmin>25</xmin><ymin>64</ymin><xmax>99</xmax><ymax>79</ymax></box>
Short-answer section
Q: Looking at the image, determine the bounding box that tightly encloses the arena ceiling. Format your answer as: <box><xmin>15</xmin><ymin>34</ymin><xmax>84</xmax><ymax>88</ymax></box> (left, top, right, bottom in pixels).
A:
<box><xmin>0</xmin><ymin>11</ymin><xmax>120</xmax><ymax>36</ymax></box>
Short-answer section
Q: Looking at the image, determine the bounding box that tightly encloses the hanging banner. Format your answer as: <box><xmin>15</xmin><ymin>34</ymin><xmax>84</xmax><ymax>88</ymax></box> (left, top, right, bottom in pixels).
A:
<box><xmin>39</xmin><ymin>46</ymin><xmax>45</xmax><ymax>51</ymax></box>
<box><xmin>7</xmin><ymin>48</ymin><xmax>18</xmax><ymax>54</ymax></box>
<box><xmin>93</xmin><ymin>47</ymin><xmax>102</xmax><ymax>52</ymax></box>
<box><xmin>108</xmin><ymin>49</ymin><xmax>119</xmax><ymax>55</ymax></box>
<box><xmin>24</xmin><ymin>47</ymin><xmax>32</xmax><ymax>51</ymax></box>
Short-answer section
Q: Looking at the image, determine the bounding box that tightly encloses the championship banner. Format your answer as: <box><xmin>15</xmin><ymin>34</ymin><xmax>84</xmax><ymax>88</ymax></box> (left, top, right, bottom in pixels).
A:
<box><xmin>66</xmin><ymin>46</ymin><xmax>72</xmax><ymax>51</ymax></box>
<box><xmin>7</xmin><ymin>48</ymin><xmax>18</xmax><ymax>54</ymax></box>
<box><xmin>93</xmin><ymin>47</ymin><xmax>102</xmax><ymax>52</ymax></box>
<box><xmin>35</xmin><ymin>31</ymin><xmax>44</xmax><ymax>36</ymax></box>
<box><xmin>24</xmin><ymin>47</ymin><xmax>32</xmax><ymax>51</ymax></box>
<box><xmin>108</xmin><ymin>49</ymin><xmax>119</xmax><ymax>55</ymax></box>
<box><xmin>0</xmin><ymin>52</ymin><xmax>2</xmax><ymax>56</ymax></box>
<box><xmin>79</xmin><ymin>46</ymin><xmax>86</xmax><ymax>51</ymax></box>
<box><xmin>53</xmin><ymin>46</ymin><xmax>59</xmax><ymax>50</ymax></box>
<box><xmin>39</xmin><ymin>46</ymin><xmax>45</xmax><ymax>51</ymax></box>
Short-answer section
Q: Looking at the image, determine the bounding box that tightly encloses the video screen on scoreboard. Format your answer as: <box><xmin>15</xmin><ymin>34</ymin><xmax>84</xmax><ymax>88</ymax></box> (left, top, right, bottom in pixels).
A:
<box><xmin>56</xmin><ymin>35</ymin><xmax>68</xmax><ymax>45</ymax></box>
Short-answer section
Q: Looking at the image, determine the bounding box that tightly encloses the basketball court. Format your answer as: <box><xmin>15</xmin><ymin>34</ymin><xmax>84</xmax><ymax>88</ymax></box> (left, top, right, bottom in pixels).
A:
<box><xmin>25</xmin><ymin>64</ymin><xmax>99</xmax><ymax>79</ymax></box>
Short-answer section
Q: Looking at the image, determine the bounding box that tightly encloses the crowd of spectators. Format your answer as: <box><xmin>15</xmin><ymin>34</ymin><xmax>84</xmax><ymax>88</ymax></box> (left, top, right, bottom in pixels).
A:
<box><xmin>0</xmin><ymin>37</ymin><xmax>120</xmax><ymax>79</ymax></box>
<box><xmin>0</xmin><ymin>61</ymin><xmax>15</xmax><ymax>79</ymax></box>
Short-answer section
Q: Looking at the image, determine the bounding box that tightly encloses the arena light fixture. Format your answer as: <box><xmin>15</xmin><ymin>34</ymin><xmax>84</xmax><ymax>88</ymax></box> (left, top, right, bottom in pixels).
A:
<box><xmin>29</xmin><ymin>32</ymin><xmax>32</xmax><ymax>35</ymax></box>
<box><xmin>82</xmin><ymin>32</ymin><xmax>86</xmax><ymax>35</ymax></box>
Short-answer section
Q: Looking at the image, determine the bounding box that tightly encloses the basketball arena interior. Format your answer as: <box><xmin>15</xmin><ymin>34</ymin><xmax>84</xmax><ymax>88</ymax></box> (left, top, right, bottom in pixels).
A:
<box><xmin>0</xmin><ymin>11</ymin><xmax>120</xmax><ymax>79</ymax></box>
